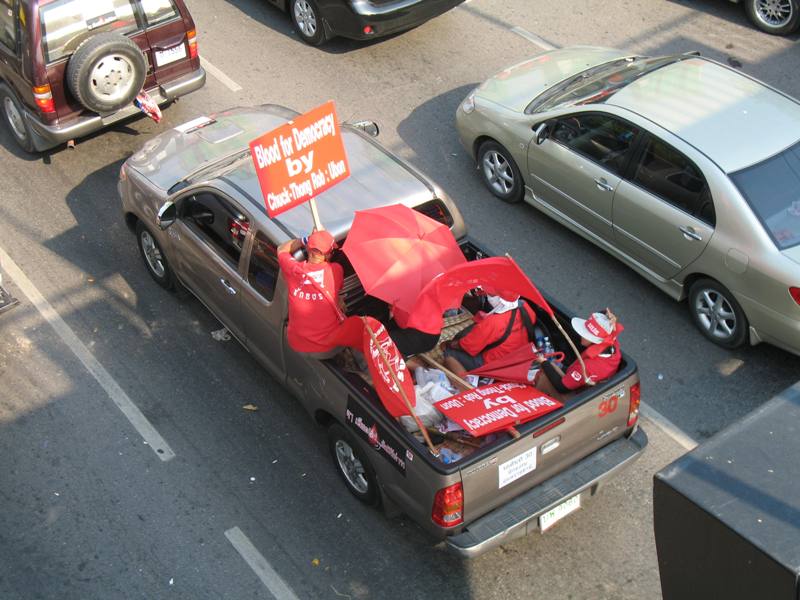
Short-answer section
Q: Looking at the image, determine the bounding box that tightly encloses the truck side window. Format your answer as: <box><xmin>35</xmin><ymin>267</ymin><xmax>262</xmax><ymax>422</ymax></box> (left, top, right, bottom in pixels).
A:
<box><xmin>182</xmin><ymin>192</ymin><xmax>249</xmax><ymax>267</ymax></box>
<box><xmin>247</xmin><ymin>231</ymin><xmax>278</xmax><ymax>302</ymax></box>
<box><xmin>0</xmin><ymin>0</ymin><xmax>16</xmax><ymax>52</ymax></box>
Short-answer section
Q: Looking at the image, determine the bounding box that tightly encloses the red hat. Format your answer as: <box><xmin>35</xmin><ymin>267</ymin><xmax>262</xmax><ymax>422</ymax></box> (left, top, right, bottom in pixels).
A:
<box><xmin>307</xmin><ymin>230</ymin><xmax>337</xmax><ymax>254</ymax></box>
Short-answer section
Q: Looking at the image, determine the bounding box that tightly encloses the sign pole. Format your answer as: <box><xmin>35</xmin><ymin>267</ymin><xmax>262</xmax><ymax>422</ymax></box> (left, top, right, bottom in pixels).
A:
<box><xmin>309</xmin><ymin>197</ymin><xmax>323</xmax><ymax>231</ymax></box>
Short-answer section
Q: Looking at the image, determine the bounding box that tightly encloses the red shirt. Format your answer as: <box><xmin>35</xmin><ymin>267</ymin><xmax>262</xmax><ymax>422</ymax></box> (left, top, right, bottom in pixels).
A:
<box><xmin>459</xmin><ymin>304</ymin><xmax>537</xmax><ymax>363</ymax></box>
<box><xmin>561</xmin><ymin>341</ymin><xmax>621</xmax><ymax>390</ymax></box>
<box><xmin>279</xmin><ymin>251</ymin><xmax>344</xmax><ymax>353</ymax></box>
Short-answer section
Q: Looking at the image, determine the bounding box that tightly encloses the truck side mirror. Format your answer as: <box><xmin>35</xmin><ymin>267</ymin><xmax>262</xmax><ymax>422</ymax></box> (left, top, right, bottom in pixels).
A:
<box><xmin>534</xmin><ymin>122</ymin><xmax>551</xmax><ymax>145</ymax></box>
<box><xmin>156</xmin><ymin>201</ymin><xmax>176</xmax><ymax>230</ymax></box>
<box><xmin>350</xmin><ymin>120</ymin><xmax>380</xmax><ymax>137</ymax></box>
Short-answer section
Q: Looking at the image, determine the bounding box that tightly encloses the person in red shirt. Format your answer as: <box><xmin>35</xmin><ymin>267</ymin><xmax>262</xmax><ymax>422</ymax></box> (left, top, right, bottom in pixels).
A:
<box><xmin>534</xmin><ymin>309</ymin><xmax>622</xmax><ymax>399</ymax></box>
<box><xmin>278</xmin><ymin>230</ymin><xmax>344</xmax><ymax>355</ymax></box>
<box><xmin>442</xmin><ymin>294</ymin><xmax>537</xmax><ymax>376</ymax></box>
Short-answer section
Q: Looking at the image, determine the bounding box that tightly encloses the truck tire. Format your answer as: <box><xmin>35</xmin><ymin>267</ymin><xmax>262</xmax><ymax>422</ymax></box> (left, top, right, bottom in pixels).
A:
<box><xmin>0</xmin><ymin>84</ymin><xmax>35</xmax><ymax>153</ymax></box>
<box><xmin>136</xmin><ymin>221</ymin><xmax>177</xmax><ymax>291</ymax></box>
<box><xmin>327</xmin><ymin>423</ymin><xmax>380</xmax><ymax>506</ymax></box>
<box><xmin>66</xmin><ymin>33</ymin><xmax>147</xmax><ymax>113</ymax></box>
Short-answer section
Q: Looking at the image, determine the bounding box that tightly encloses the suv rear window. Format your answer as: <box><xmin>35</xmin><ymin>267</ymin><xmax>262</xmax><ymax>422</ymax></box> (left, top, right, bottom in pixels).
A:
<box><xmin>731</xmin><ymin>140</ymin><xmax>800</xmax><ymax>250</ymax></box>
<box><xmin>141</xmin><ymin>0</ymin><xmax>179</xmax><ymax>26</ymax></box>
<box><xmin>40</xmin><ymin>0</ymin><xmax>139</xmax><ymax>63</ymax></box>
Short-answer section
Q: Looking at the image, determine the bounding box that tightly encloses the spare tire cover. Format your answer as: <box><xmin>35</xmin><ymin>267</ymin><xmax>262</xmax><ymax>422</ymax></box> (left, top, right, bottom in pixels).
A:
<box><xmin>66</xmin><ymin>32</ymin><xmax>147</xmax><ymax>114</ymax></box>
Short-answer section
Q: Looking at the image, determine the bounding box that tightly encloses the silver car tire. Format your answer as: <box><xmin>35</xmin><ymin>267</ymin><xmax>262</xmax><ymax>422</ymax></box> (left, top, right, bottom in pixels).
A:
<box><xmin>0</xmin><ymin>85</ymin><xmax>35</xmax><ymax>153</ymax></box>
<box><xmin>688</xmin><ymin>278</ymin><xmax>749</xmax><ymax>349</ymax></box>
<box><xmin>477</xmin><ymin>141</ymin><xmax>524</xmax><ymax>203</ymax></box>
<box><xmin>745</xmin><ymin>0</ymin><xmax>800</xmax><ymax>35</ymax></box>
<box><xmin>327</xmin><ymin>423</ymin><xmax>380</xmax><ymax>506</ymax></box>
<box><xmin>136</xmin><ymin>221</ymin><xmax>176</xmax><ymax>291</ymax></box>
<box><xmin>290</xmin><ymin>0</ymin><xmax>328</xmax><ymax>46</ymax></box>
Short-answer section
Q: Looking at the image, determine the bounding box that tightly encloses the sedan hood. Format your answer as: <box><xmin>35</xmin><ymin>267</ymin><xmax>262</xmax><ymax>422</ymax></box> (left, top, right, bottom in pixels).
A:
<box><xmin>476</xmin><ymin>46</ymin><xmax>629</xmax><ymax>113</ymax></box>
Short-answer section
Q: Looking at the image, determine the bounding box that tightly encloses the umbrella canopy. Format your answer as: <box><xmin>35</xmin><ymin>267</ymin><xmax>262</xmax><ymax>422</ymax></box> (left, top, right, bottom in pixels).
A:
<box><xmin>342</xmin><ymin>204</ymin><xmax>465</xmax><ymax>319</ymax></box>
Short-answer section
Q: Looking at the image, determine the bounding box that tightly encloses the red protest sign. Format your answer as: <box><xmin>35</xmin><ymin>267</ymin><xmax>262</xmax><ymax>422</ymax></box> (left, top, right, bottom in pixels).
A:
<box><xmin>362</xmin><ymin>317</ymin><xmax>415</xmax><ymax>418</ymax></box>
<box><xmin>249</xmin><ymin>100</ymin><xmax>350</xmax><ymax>218</ymax></box>
<box><xmin>434</xmin><ymin>382</ymin><xmax>562</xmax><ymax>437</ymax></box>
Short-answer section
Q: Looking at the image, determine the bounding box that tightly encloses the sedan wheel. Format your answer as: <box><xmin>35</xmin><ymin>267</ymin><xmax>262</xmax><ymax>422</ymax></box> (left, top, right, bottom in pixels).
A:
<box><xmin>290</xmin><ymin>0</ymin><xmax>328</xmax><ymax>45</ymax></box>
<box><xmin>688</xmin><ymin>278</ymin><xmax>748</xmax><ymax>349</ymax></box>
<box><xmin>477</xmin><ymin>141</ymin><xmax>523</xmax><ymax>203</ymax></box>
<box><xmin>136</xmin><ymin>221</ymin><xmax>176</xmax><ymax>290</ymax></box>
<box><xmin>746</xmin><ymin>0</ymin><xmax>800</xmax><ymax>34</ymax></box>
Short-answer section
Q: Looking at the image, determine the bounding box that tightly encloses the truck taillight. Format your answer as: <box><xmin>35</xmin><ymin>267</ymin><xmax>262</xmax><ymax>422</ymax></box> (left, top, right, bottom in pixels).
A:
<box><xmin>33</xmin><ymin>84</ymin><xmax>55</xmax><ymax>113</ymax></box>
<box><xmin>627</xmin><ymin>382</ymin><xmax>641</xmax><ymax>427</ymax></box>
<box><xmin>790</xmin><ymin>287</ymin><xmax>800</xmax><ymax>306</ymax></box>
<box><xmin>432</xmin><ymin>482</ymin><xmax>463</xmax><ymax>527</ymax></box>
<box><xmin>187</xmin><ymin>29</ymin><xmax>198</xmax><ymax>59</ymax></box>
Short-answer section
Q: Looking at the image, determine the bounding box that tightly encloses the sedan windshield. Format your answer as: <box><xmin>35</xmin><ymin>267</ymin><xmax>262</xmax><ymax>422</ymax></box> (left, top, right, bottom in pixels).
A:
<box><xmin>529</xmin><ymin>55</ymin><xmax>687</xmax><ymax>113</ymax></box>
<box><xmin>731</xmin><ymin>141</ymin><xmax>800</xmax><ymax>250</ymax></box>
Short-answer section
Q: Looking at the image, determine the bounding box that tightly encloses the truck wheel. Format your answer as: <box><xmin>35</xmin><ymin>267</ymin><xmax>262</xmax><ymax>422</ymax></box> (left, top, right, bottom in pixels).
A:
<box><xmin>136</xmin><ymin>221</ymin><xmax>176</xmax><ymax>291</ymax></box>
<box><xmin>688</xmin><ymin>278</ymin><xmax>748</xmax><ymax>349</ymax></box>
<box><xmin>477</xmin><ymin>140</ymin><xmax>524</xmax><ymax>203</ymax></box>
<box><xmin>0</xmin><ymin>85</ymin><xmax>35</xmax><ymax>153</ymax></box>
<box><xmin>327</xmin><ymin>423</ymin><xmax>380</xmax><ymax>506</ymax></box>
<box><xmin>66</xmin><ymin>32</ymin><xmax>147</xmax><ymax>113</ymax></box>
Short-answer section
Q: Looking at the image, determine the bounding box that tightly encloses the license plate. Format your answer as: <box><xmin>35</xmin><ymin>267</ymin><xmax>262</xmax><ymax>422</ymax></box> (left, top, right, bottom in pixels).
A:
<box><xmin>539</xmin><ymin>494</ymin><xmax>581</xmax><ymax>532</ymax></box>
<box><xmin>155</xmin><ymin>44</ymin><xmax>187</xmax><ymax>67</ymax></box>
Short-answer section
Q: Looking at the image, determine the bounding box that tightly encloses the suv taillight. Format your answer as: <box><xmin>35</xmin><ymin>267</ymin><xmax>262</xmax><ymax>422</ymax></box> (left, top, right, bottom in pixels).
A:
<box><xmin>33</xmin><ymin>84</ymin><xmax>55</xmax><ymax>113</ymax></box>
<box><xmin>627</xmin><ymin>382</ymin><xmax>641</xmax><ymax>427</ymax></box>
<box><xmin>432</xmin><ymin>482</ymin><xmax>464</xmax><ymax>528</ymax></box>
<box><xmin>790</xmin><ymin>287</ymin><xmax>800</xmax><ymax>306</ymax></box>
<box><xmin>187</xmin><ymin>29</ymin><xmax>198</xmax><ymax>59</ymax></box>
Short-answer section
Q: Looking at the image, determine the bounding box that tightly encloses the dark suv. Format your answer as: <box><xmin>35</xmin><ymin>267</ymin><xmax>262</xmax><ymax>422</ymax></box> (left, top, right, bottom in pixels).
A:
<box><xmin>0</xmin><ymin>0</ymin><xmax>205</xmax><ymax>152</ymax></box>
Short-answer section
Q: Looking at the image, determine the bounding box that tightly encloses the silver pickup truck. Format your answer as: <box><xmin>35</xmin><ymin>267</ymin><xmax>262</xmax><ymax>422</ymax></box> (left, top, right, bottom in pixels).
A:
<box><xmin>118</xmin><ymin>105</ymin><xmax>648</xmax><ymax>557</ymax></box>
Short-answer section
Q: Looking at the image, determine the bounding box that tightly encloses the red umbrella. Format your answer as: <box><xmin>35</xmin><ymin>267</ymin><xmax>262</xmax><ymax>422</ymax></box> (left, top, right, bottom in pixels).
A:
<box><xmin>342</xmin><ymin>204</ymin><xmax>465</xmax><ymax>319</ymax></box>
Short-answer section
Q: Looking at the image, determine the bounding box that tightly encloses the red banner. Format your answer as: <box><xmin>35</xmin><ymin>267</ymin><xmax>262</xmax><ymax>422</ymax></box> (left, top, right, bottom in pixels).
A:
<box><xmin>249</xmin><ymin>100</ymin><xmax>350</xmax><ymax>218</ymax></box>
<box><xmin>434</xmin><ymin>382</ymin><xmax>562</xmax><ymax>437</ymax></box>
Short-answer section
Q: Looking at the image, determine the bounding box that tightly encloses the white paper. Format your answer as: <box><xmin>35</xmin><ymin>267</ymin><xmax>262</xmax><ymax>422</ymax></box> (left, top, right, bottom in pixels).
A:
<box><xmin>498</xmin><ymin>447</ymin><xmax>537</xmax><ymax>488</ymax></box>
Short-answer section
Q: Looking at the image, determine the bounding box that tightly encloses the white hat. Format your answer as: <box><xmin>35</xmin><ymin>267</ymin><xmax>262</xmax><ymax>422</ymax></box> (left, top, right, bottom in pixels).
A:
<box><xmin>571</xmin><ymin>312</ymin><xmax>614</xmax><ymax>344</ymax></box>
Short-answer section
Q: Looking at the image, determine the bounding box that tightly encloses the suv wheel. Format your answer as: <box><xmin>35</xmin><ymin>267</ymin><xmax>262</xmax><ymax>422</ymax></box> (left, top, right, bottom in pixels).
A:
<box><xmin>477</xmin><ymin>141</ymin><xmax>524</xmax><ymax>203</ymax></box>
<box><xmin>745</xmin><ymin>0</ymin><xmax>800</xmax><ymax>35</ymax></box>
<box><xmin>290</xmin><ymin>0</ymin><xmax>328</xmax><ymax>46</ymax></box>
<box><xmin>0</xmin><ymin>86</ymin><xmax>35</xmax><ymax>153</ymax></box>
<box><xmin>327</xmin><ymin>423</ymin><xmax>380</xmax><ymax>506</ymax></box>
<box><xmin>136</xmin><ymin>222</ymin><xmax>176</xmax><ymax>290</ymax></box>
<box><xmin>688</xmin><ymin>278</ymin><xmax>748</xmax><ymax>349</ymax></box>
<box><xmin>66</xmin><ymin>32</ymin><xmax>147</xmax><ymax>113</ymax></box>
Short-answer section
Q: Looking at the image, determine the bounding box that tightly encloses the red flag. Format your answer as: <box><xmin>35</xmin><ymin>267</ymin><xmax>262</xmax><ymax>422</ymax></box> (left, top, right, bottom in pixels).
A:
<box><xmin>361</xmin><ymin>317</ymin><xmax>416</xmax><ymax>418</ymax></box>
<box><xmin>467</xmin><ymin>343</ymin><xmax>539</xmax><ymax>384</ymax></box>
<box><xmin>398</xmin><ymin>256</ymin><xmax>554</xmax><ymax>333</ymax></box>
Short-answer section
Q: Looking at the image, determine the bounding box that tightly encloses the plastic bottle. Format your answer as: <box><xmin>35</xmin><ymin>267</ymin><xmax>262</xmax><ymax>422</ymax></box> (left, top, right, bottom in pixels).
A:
<box><xmin>544</xmin><ymin>336</ymin><xmax>554</xmax><ymax>355</ymax></box>
<box><xmin>439</xmin><ymin>447</ymin><xmax>463</xmax><ymax>464</ymax></box>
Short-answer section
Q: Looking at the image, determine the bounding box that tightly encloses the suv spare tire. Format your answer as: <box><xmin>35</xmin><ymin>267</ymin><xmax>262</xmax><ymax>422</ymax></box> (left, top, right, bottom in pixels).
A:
<box><xmin>66</xmin><ymin>32</ymin><xmax>147</xmax><ymax>113</ymax></box>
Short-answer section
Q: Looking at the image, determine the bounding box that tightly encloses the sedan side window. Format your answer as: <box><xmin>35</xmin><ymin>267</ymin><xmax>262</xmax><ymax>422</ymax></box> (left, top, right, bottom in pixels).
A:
<box><xmin>632</xmin><ymin>137</ymin><xmax>715</xmax><ymax>226</ymax></box>
<box><xmin>247</xmin><ymin>231</ymin><xmax>278</xmax><ymax>302</ymax></box>
<box><xmin>551</xmin><ymin>113</ymin><xmax>638</xmax><ymax>175</ymax></box>
<box><xmin>181</xmin><ymin>192</ymin><xmax>249</xmax><ymax>267</ymax></box>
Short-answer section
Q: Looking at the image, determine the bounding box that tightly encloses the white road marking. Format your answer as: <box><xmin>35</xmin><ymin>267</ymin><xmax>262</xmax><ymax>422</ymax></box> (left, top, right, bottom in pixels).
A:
<box><xmin>0</xmin><ymin>247</ymin><xmax>175</xmax><ymax>461</ymax></box>
<box><xmin>510</xmin><ymin>26</ymin><xmax>556</xmax><ymax>51</ymax></box>
<box><xmin>201</xmin><ymin>57</ymin><xmax>243</xmax><ymax>93</ymax></box>
<box><xmin>225</xmin><ymin>527</ymin><xmax>300</xmax><ymax>600</ymax></box>
<box><xmin>641</xmin><ymin>403</ymin><xmax>698</xmax><ymax>451</ymax></box>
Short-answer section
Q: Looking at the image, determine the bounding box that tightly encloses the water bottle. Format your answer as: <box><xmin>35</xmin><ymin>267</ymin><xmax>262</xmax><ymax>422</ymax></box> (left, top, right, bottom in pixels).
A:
<box><xmin>544</xmin><ymin>336</ymin><xmax>553</xmax><ymax>355</ymax></box>
<box><xmin>439</xmin><ymin>447</ymin><xmax>463</xmax><ymax>464</ymax></box>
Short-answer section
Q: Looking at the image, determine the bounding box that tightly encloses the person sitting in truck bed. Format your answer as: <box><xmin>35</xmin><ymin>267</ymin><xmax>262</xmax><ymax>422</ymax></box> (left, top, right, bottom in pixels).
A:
<box><xmin>278</xmin><ymin>230</ymin><xmax>345</xmax><ymax>356</ymax></box>
<box><xmin>533</xmin><ymin>309</ymin><xmax>622</xmax><ymax>399</ymax></box>
<box><xmin>441</xmin><ymin>294</ymin><xmax>537</xmax><ymax>376</ymax></box>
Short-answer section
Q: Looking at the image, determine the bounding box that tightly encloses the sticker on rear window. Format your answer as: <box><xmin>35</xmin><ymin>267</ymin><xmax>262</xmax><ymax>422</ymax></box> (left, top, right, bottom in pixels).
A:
<box><xmin>498</xmin><ymin>447</ymin><xmax>537</xmax><ymax>488</ymax></box>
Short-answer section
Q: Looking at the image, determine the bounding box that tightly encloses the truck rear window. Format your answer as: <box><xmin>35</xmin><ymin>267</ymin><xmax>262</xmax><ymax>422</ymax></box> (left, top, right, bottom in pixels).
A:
<box><xmin>40</xmin><ymin>0</ymin><xmax>138</xmax><ymax>63</ymax></box>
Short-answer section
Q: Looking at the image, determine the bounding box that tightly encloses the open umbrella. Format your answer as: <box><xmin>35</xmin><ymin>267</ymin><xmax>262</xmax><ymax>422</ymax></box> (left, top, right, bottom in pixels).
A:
<box><xmin>342</xmin><ymin>204</ymin><xmax>465</xmax><ymax>320</ymax></box>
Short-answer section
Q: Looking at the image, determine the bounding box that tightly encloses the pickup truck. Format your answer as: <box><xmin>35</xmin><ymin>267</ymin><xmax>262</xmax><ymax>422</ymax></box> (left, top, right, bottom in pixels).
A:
<box><xmin>119</xmin><ymin>105</ymin><xmax>648</xmax><ymax>557</ymax></box>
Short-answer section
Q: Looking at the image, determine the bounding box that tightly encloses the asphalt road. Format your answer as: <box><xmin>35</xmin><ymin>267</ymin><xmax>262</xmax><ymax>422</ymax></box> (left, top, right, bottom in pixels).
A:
<box><xmin>0</xmin><ymin>1</ymin><xmax>797</xmax><ymax>598</ymax></box>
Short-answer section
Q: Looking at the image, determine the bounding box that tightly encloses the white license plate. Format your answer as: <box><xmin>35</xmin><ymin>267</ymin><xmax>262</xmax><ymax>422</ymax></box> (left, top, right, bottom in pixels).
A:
<box><xmin>539</xmin><ymin>494</ymin><xmax>581</xmax><ymax>532</ymax></box>
<box><xmin>155</xmin><ymin>44</ymin><xmax>187</xmax><ymax>67</ymax></box>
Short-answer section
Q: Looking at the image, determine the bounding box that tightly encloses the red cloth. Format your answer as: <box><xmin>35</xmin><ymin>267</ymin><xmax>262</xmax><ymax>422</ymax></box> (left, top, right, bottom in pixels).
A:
<box><xmin>279</xmin><ymin>251</ymin><xmax>344</xmax><ymax>353</ymax></box>
<box><xmin>459</xmin><ymin>303</ymin><xmax>537</xmax><ymax>363</ymax></box>
<box><xmin>561</xmin><ymin>340</ymin><xmax>621</xmax><ymax>390</ymax></box>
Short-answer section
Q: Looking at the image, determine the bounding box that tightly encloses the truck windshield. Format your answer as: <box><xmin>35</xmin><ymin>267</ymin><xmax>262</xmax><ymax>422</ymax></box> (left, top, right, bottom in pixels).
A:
<box><xmin>731</xmin><ymin>140</ymin><xmax>800</xmax><ymax>250</ymax></box>
<box><xmin>529</xmin><ymin>55</ymin><xmax>685</xmax><ymax>113</ymax></box>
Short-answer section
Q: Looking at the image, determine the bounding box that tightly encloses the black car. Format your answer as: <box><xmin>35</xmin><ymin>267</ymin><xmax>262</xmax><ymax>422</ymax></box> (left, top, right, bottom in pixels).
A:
<box><xmin>266</xmin><ymin>0</ymin><xmax>465</xmax><ymax>45</ymax></box>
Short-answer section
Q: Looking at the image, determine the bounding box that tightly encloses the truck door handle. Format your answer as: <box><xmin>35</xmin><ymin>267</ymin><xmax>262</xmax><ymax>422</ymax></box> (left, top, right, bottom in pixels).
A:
<box><xmin>594</xmin><ymin>177</ymin><xmax>614</xmax><ymax>192</ymax></box>
<box><xmin>219</xmin><ymin>278</ymin><xmax>237</xmax><ymax>295</ymax></box>
<box><xmin>679</xmin><ymin>226</ymin><xmax>703</xmax><ymax>241</ymax></box>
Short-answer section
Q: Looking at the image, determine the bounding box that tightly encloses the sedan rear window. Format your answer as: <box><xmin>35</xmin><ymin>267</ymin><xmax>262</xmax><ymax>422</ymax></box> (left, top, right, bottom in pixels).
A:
<box><xmin>731</xmin><ymin>141</ymin><xmax>800</xmax><ymax>250</ymax></box>
<box><xmin>40</xmin><ymin>0</ymin><xmax>138</xmax><ymax>63</ymax></box>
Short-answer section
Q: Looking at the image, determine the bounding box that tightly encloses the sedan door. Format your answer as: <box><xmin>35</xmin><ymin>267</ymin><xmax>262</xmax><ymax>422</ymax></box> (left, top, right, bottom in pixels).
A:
<box><xmin>612</xmin><ymin>135</ymin><xmax>714</xmax><ymax>279</ymax></box>
<box><xmin>171</xmin><ymin>190</ymin><xmax>251</xmax><ymax>342</ymax></box>
<box><xmin>528</xmin><ymin>112</ymin><xmax>639</xmax><ymax>243</ymax></box>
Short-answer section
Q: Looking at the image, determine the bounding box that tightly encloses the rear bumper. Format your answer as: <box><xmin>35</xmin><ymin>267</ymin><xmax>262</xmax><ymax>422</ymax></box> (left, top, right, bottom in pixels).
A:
<box><xmin>328</xmin><ymin>0</ymin><xmax>464</xmax><ymax>39</ymax></box>
<box><xmin>446</xmin><ymin>427</ymin><xmax>648</xmax><ymax>557</ymax></box>
<box><xmin>23</xmin><ymin>67</ymin><xmax>206</xmax><ymax>151</ymax></box>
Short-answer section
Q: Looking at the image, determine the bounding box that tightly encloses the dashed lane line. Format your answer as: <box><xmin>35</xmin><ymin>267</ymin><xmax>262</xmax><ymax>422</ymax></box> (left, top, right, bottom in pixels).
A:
<box><xmin>225</xmin><ymin>527</ymin><xmax>301</xmax><ymax>600</ymax></box>
<box><xmin>201</xmin><ymin>56</ymin><xmax>243</xmax><ymax>93</ymax></box>
<box><xmin>0</xmin><ymin>246</ymin><xmax>176</xmax><ymax>461</ymax></box>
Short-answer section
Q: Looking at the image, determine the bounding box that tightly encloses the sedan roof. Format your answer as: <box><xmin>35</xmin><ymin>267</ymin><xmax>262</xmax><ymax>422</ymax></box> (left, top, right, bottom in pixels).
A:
<box><xmin>606</xmin><ymin>57</ymin><xmax>800</xmax><ymax>173</ymax></box>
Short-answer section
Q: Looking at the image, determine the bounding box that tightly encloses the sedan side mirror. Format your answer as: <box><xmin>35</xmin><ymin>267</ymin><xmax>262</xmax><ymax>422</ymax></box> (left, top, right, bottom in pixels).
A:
<box><xmin>156</xmin><ymin>201</ymin><xmax>176</xmax><ymax>230</ymax></box>
<box><xmin>534</xmin><ymin>122</ymin><xmax>551</xmax><ymax>145</ymax></box>
<box><xmin>350</xmin><ymin>120</ymin><xmax>380</xmax><ymax>137</ymax></box>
